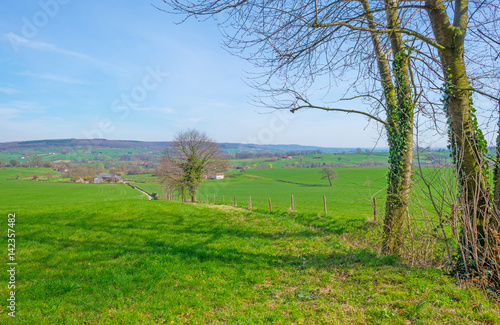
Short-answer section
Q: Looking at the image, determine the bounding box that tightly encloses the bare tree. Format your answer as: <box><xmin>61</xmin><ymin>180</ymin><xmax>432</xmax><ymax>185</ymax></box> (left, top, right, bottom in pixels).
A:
<box><xmin>159</xmin><ymin>129</ymin><xmax>229</xmax><ymax>202</ymax></box>
<box><xmin>320</xmin><ymin>167</ymin><xmax>337</xmax><ymax>186</ymax></box>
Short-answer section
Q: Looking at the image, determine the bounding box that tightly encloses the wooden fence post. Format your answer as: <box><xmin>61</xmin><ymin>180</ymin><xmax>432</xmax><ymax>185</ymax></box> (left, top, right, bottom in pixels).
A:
<box><xmin>234</xmin><ymin>196</ymin><xmax>236</xmax><ymax>207</ymax></box>
<box><xmin>223</xmin><ymin>195</ymin><xmax>225</xmax><ymax>205</ymax></box>
<box><xmin>269</xmin><ymin>198</ymin><xmax>272</xmax><ymax>212</ymax></box>
<box><xmin>323</xmin><ymin>196</ymin><xmax>327</xmax><ymax>215</ymax></box>
<box><xmin>372</xmin><ymin>197</ymin><xmax>377</xmax><ymax>221</ymax></box>
<box><xmin>206</xmin><ymin>194</ymin><xmax>208</xmax><ymax>204</ymax></box>
<box><xmin>248</xmin><ymin>196</ymin><xmax>252</xmax><ymax>209</ymax></box>
<box><xmin>213</xmin><ymin>194</ymin><xmax>215</xmax><ymax>204</ymax></box>
<box><xmin>291</xmin><ymin>195</ymin><xmax>294</xmax><ymax>212</ymax></box>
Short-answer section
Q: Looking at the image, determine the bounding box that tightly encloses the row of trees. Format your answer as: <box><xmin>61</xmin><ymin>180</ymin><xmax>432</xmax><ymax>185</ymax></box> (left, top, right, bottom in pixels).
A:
<box><xmin>234</xmin><ymin>150</ymin><xmax>328</xmax><ymax>159</ymax></box>
<box><xmin>62</xmin><ymin>162</ymin><xmax>154</xmax><ymax>179</ymax></box>
<box><xmin>161</xmin><ymin>1</ymin><xmax>500</xmax><ymax>287</ymax></box>
<box><xmin>1</xmin><ymin>157</ymin><xmax>53</xmax><ymax>168</ymax></box>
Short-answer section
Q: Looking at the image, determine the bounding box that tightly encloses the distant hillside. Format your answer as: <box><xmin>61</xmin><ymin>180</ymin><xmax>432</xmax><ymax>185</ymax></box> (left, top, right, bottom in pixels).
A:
<box><xmin>0</xmin><ymin>139</ymin><xmax>171</xmax><ymax>151</ymax></box>
<box><xmin>0</xmin><ymin>138</ymin><xmax>385</xmax><ymax>154</ymax></box>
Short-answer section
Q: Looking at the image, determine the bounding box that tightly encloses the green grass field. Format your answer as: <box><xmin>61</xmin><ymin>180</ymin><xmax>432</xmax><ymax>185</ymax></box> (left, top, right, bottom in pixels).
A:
<box><xmin>197</xmin><ymin>168</ymin><xmax>388</xmax><ymax>233</ymax></box>
<box><xmin>231</xmin><ymin>152</ymin><xmax>391</xmax><ymax>168</ymax></box>
<box><xmin>1</xmin><ymin>168</ymin><xmax>499</xmax><ymax>324</ymax></box>
<box><xmin>230</xmin><ymin>151</ymin><xmax>453</xmax><ymax>169</ymax></box>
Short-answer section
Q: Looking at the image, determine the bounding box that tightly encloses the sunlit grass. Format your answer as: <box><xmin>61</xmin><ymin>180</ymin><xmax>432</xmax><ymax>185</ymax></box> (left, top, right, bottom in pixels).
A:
<box><xmin>0</xmin><ymin>168</ymin><xmax>499</xmax><ymax>324</ymax></box>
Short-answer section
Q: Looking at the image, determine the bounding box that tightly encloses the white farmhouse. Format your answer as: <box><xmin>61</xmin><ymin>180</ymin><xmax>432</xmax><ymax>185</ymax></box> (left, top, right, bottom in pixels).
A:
<box><xmin>212</xmin><ymin>173</ymin><xmax>224</xmax><ymax>180</ymax></box>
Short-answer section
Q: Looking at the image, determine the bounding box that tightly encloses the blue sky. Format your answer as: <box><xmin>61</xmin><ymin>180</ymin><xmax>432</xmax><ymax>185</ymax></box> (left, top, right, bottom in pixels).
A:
<box><xmin>0</xmin><ymin>0</ymin><xmax>397</xmax><ymax>147</ymax></box>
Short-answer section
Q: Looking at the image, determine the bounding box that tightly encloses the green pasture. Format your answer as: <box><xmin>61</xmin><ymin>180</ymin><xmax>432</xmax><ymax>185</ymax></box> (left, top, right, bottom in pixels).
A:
<box><xmin>128</xmin><ymin>167</ymin><xmax>451</xmax><ymax>232</ymax></box>
<box><xmin>1</xmin><ymin>149</ymin><xmax>454</xmax><ymax>167</ymax></box>
<box><xmin>230</xmin><ymin>151</ymin><xmax>451</xmax><ymax>168</ymax></box>
<box><xmin>124</xmin><ymin>174</ymin><xmax>158</xmax><ymax>183</ymax></box>
<box><xmin>0</xmin><ymin>148</ymin><xmax>161</xmax><ymax>163</ymax></box>
<box><xmin>1</xmin><ymin>167</ymin><xmax>499</xmax><ymax>324</ymax></box>
<box><xmin>198</xmin><ymin>168</ymin><xmax>388</xmax><ymax>231</ymax></box>
<box><xmin>1</xmin><ymin>168</ymin><xmax>58</xmax><ymax>179</ymax></box>
<box><xmin>1</xmin><ymin>168</ymin><xmax>146</xmax><ymax>209</ymax></box>
<box><xmin>231</xmin><ymin>152</ymin><xmax>391</xmax><ymax>168</ymax></box>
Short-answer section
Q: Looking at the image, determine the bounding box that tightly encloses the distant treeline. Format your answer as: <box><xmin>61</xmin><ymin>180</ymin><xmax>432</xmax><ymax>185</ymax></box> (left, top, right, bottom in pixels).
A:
<box><xmin>234</xmin><ymin>150</ymin><xmax>323</xmax><ymax>159</ymax></box>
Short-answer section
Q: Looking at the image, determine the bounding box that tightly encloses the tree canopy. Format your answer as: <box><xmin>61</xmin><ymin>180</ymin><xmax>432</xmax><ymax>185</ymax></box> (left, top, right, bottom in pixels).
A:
<box><xmin>159</xmin><ymin>129</ymin><xmax>229</xmax><ymax>202</ymax></box>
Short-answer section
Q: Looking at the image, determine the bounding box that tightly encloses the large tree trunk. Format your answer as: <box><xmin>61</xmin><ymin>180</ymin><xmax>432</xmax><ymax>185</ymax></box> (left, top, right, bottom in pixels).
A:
<box><xmin>367</xmin><ymin>0</ymin><xmax>414</xmax><ymax>254</ymax></box>
<box><xmin>426</xmin><ymin>0</ymin><xmax>494</xmax><ymax>240</ymax></box>
<box><xmin>426</xmin><ymin>2</ymin><xmax>499</xmax><ymax>289</ymax></box>
<box><xmin>362</xmin><ymin>0</ymin><xmax>414</xmax><ymax>254</ymax></box>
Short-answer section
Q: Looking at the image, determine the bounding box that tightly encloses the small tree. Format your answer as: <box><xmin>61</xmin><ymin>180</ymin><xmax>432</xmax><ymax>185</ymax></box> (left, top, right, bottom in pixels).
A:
<box><xmin>44</xmin><ymin>173</ymin><xmax>54</xmax><ymax>182</ymax></box>
<box><xmin>159</xmin><ymin>129</ymin><xmax>229</xmax><ymax>202</ymax></box>
<box><xmin>30</xmin><ymin>155</ymin><xmax>43</xmax><ymax>168</ymax></box>
<box><xmin>321</xmin><ymin>167</ymin><xmax>337</xmax><ymax>187</ymax></box>
<box><xmin>10</xmin><ymin>159</ymin><xmax>19</xmax><ymax>167</ymax></box>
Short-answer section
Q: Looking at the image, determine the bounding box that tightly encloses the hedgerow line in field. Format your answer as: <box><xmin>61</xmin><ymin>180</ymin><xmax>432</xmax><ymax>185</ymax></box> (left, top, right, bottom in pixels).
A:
<box><xmin>126</xmin><ymin>182</ymin><xmax>153</xmax><ymax>200</ymax></box>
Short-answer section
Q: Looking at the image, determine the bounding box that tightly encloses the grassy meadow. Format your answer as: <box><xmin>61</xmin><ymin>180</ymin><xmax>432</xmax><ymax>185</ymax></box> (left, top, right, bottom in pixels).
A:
<box><xmin>1</xmin><ymin>167</ymin><xmax>500</xmax><ymax>324</ymax></box>
<box><xmin>231</xmin><ymin>152</ymin><xmax>391</xmax><ymax>168</ymax></box>
<box><xmin>230</xmin><ymin>151</ymin><xmax>452</xmax><ymax>169</ymax></box>
<box><xmin>197</xmin><ymin>168</ymin><xmax>388</xmax><ymax>234</ymax></box>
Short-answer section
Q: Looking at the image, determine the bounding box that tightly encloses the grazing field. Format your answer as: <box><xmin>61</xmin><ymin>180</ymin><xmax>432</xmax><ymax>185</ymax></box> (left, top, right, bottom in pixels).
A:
<box><xmin>128</xmin><ymin>167</ymin><xmax>448</xmax><ymax>231</ymax></box>
<box><xmin>0</xmin><ymin>147</ymin><xmax>162</xmax><ymax>163</ymax></box>
<box><xmin>231</xmin><ymin>152</ymin><xmax>392</xmax><ymax>168</ymax></box>
<box><xmin>197</xmin><ymin>168</ymin><xmax>388</xmax><ymax>232</ymax></box>
<box><xmin>1</xmin><ymin>168</ymin><xmax>146</xmax><ymax>209</ymax></box>
<box><xmin>230</xmin><ymin>151</ymin><xmax>453</xmax><ymax>168</ymax></box>
<box><xmin>1</xmin><ymin>167</ymin><xmax>499</xmax><ymax>324</ymax></box>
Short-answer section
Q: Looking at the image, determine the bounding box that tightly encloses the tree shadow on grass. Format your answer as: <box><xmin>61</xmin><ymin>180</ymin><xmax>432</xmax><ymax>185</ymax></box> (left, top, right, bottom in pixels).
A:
<box><xmin>24</xmin><ymin>204</ymin><xmax>395</xmax><ymax>275</ymax></box>
<box><xmin>289</xmin><ymin>213</ymin><xmax>369</xmax><ymax>235</ymax></box>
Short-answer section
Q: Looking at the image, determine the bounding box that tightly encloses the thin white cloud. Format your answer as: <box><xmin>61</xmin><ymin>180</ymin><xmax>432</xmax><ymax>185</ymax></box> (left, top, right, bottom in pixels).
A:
<box><xmin>174</xmin><ymin>117</ymin><xmax>203</xmax><ymax>129</ymax></box>
<box><xmin>0</xmin><ymin>87</ymin><xmax>18</xmax><ymax>94</ymax></box>
<box><xmin>0</xmin><ymin>117</ymin><xmax>75</xmax><ymax>142</ymax></box>
<box><xmin>208</xmin><ymin>101</ymin><xmax>233</xmax><ymax>109</ymax></box>
<box><xmin>18</xmin><ymin>71</ymin><xmax>85</xmax><ymax>85</ymax></box>
<box><xmin>0</xmin><ymin>108</ymin><xmax>22</xmax><ymax>120</ymax></box>
<box><xmin>0</xmin><ymin>101</ymin><xmax>47</xmax><ymax>116</ymax></box>
<box><xmin>133</xmin><ymin>107</ymin><xmax>175</xmax><ymax>114</ymax></box>
<box><xmin>43</xmin><ymin>116</ymin><xmax>65</xmax><ymax>122</ymax></box>
<box><xmin>4</xmin><ymin>33</ymin><xmax>123</xmax><ymax>74</ymax></box>
<box><xmin>5</xmin><ymin>33</ymin><xmax>92</xmax><ymax>59</ymax></box>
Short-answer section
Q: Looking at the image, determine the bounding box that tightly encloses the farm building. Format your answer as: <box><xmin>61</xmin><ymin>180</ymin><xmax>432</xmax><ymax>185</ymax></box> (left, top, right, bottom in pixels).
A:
<box><xmin>93</xmin><ymin>173</ymin><xmax>124</xmax><ymax>184</ymax></box>
<box><xmin>212</xmin><ymin>173</ymin><xmax>224</xmax><ymax>180</ymax></box>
